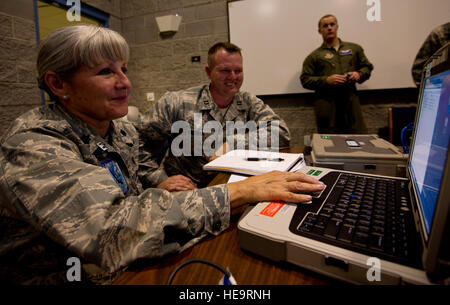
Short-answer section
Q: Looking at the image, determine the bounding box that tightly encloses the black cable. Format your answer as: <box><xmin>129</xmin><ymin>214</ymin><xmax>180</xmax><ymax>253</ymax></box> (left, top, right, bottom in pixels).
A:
<box><xmin>166</xmin><ymin>258</ymin><xmax>231</xmax><ymax>285</ymax></box>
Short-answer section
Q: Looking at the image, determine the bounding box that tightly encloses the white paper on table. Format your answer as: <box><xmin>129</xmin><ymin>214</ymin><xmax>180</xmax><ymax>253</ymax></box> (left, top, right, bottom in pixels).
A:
<box><xmin>227</xmin><ymin>174</ymin><xmax>249</xmax><ymax>183</ymax></box>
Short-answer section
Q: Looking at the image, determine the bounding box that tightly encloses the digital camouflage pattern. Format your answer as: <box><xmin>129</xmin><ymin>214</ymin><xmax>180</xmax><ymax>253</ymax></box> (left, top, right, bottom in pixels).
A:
<box><xmin>137</xmin><ymin>84</ymin><xmax>291</xmax><ymax>188</ymax></box>
<box><xmin>0</xmin><ymin>104</ymin><xmax>230</xmax><ymax>284</ymax></box>
<box><xmin>411</xmin><ymin>22</ymin><xmax>450</xmax><ymax>86</ymax></box>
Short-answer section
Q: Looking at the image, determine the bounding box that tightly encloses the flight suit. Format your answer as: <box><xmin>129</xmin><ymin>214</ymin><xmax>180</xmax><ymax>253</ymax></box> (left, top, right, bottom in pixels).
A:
<box><xmin>301</xmin><ymin>39</ymin><xmax>374</xmax><ymax>134</ymax></box>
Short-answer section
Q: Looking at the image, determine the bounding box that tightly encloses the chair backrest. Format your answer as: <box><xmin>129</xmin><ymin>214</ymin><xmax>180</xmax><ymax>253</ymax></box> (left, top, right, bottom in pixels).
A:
<box><xmin>121</xmin><ymin>106</ymin><xmax>140</xmax><ymax>123</ymax></box>
<box><xmin>388</xmin><ymin>106</ymin><xmax>417</xmax><ymax>146</ymax></box>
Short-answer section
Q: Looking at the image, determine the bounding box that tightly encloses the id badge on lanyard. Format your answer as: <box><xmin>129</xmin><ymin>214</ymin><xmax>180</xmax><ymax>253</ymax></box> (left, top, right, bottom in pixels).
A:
<box><xmin>97</xmin><ymin>142</ymin><xmax>129</xmax><ymax>194</ymax></box>
<box><xmin>101</xmin><ymin>159</ymin><xmax>129</xmax><ymax>195</ymax></box>
<box><xmin>97</xmin><ymin>142</ymin><xmax>129</xmax><ymax>195</ymax></box>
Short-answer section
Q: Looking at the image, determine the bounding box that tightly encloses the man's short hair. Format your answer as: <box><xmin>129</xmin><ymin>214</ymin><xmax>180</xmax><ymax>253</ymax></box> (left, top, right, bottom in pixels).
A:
<box><xmin>207</xmin><ymin>42</ymin><xmax>242</xmax><ymax>68</ymax></box>
<box><xmin>318</xmin><ymin>14</ymin><xmax>338</xmax><ymax>28</ymax></box>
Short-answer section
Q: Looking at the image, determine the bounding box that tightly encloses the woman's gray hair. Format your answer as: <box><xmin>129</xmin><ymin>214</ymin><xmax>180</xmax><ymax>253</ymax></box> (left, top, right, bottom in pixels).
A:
<box><xmin>37</xmin><ymin>24</ymin><xmax>129</xmax><ymax>101</ymax></box>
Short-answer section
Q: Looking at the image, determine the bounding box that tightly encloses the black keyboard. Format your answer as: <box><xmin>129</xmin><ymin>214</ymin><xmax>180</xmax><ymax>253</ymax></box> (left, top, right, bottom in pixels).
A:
<box><xmin>288</xmin><ymin>171</ymin><xmax>422</xmax><ymax>268</ymax></box>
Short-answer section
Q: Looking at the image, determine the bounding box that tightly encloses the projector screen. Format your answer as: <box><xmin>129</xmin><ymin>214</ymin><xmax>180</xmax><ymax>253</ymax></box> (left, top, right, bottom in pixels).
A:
<box><xmin>228</xmin><ymin>0</ymin><xmax>450</xmax><ymax>95</ymax></box>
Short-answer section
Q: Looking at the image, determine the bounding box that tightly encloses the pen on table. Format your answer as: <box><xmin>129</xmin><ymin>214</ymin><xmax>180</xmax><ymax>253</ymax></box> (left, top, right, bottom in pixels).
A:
<box><xmin>246</xmin><ymin>157</ymin><xmax>285</xmax><ymax>162</ymax></box>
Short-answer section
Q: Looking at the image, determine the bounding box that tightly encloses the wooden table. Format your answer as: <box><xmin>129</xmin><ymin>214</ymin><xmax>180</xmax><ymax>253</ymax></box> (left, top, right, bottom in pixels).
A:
<box><xmin>114</xmin><ymin>147</ymin><xmax>331</xmax><ymax>285</ymax></box>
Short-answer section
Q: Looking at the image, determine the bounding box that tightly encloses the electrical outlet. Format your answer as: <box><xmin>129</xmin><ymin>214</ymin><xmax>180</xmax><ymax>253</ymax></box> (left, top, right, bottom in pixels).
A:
<box><xmin>146</xmin><ymin>92</ymin><xmax>155</xmax><ymax>102</ymax></box>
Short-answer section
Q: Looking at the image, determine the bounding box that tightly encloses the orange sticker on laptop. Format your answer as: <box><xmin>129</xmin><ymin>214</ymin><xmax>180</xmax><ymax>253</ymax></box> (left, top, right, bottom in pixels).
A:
<box><xmin>260</xmin><ymin>202</ymin><xmax>285</xmax><ymax>217</ymax></box>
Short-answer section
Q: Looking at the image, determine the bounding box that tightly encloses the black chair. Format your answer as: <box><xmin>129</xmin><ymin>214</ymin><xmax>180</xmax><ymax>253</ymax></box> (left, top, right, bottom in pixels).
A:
<box><xmin>388</xmin><ymin>106</ymin><xmax>417</xmax><ymax>146</ymax></box>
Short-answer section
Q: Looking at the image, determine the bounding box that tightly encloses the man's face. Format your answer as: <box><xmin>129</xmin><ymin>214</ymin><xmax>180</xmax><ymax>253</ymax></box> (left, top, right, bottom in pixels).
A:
<box><xmin>206</xmin><ymin>49</ymin><xmax>243</xmax><ymax>102</ymax></box>
<box><xmin>318</xmin><ymin>16</ymin><xmax>338</xmax><ymax>42</ymax></box>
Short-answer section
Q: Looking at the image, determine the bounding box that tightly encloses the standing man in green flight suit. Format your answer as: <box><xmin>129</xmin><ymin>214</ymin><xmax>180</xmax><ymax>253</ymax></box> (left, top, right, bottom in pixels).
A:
<box><xmin>300</xmin><ymin>14</ymin><xmax>374</xmax><ymax>134</ymax></box>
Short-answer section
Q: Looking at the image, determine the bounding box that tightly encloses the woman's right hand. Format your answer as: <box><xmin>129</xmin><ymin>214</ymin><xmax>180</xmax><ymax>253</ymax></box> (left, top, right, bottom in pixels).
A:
<box><xmin>227</xmin><ymin>170</ymin><xmax>325</xmax><ymax>209</ymax></box>
<box><xmin>157</xmin><ymin>175</ymin><xmax>197</xmax><ymax>191</ymax></box>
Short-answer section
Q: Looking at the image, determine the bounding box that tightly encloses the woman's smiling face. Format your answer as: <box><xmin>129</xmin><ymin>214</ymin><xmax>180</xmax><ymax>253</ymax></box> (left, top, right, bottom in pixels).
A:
<box><xmin>63</xmin><ymin>59</ymin><xmax>131</xmax><ymax>125</ymax></box>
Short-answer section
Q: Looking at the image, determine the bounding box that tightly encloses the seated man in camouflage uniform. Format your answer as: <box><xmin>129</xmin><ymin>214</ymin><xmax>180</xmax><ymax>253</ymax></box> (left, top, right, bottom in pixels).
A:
<box><xmin>138</xmin><ymin>42</ymin><xmax>291</xmax><ymax>190</ymax></box>
<box><xmin>0</xmin><ymin>26</ymin><xmax>323</xmax><ymax>284</ymax></box>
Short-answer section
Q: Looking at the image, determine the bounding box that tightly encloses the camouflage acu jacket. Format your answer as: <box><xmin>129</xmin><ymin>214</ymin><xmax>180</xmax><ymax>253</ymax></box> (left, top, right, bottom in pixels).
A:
<box><xmin>0</xmin><ymin>104</ymin><xmax>229</xmax><ymax>284</ymax></box>
<box><xmin>137</xmin><ymin>84</ymin><xmax>291</xmax><ymax>187</ymax></box>
<box><xmin>412</xmin><ymin>22</ymin><xmax>450</xmax><ymax>86</ymax></box>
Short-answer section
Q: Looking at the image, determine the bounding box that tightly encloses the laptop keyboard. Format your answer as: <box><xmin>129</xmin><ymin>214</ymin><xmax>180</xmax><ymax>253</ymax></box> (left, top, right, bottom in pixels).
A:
<box><xmin>289</xmin><ymin>172</ymin><xmax>422</xmax><ymax>268</ymax></box>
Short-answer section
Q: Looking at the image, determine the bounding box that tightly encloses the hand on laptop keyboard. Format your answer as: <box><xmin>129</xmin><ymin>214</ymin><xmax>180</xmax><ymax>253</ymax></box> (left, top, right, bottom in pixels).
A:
<box><xmin>301</xmin><ymin>184</ymin><xmax>327</xmax><ymax>204</ymax></box>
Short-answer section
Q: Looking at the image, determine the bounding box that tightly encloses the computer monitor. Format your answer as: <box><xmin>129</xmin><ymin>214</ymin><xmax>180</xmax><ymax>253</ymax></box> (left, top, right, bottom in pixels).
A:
<box><xmin>408</xmin><ymin>42</ymin><xmax>450</xmax><ymax>280</ymax></box>
<box><xmin>410</xmin><ymin>68</ymin><xmax>450</xmax><ymax>238</ymax></box>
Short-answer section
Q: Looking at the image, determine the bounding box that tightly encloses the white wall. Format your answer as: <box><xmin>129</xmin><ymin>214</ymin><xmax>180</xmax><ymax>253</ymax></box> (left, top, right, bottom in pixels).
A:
<box><xmin>228</xmin><ymin>0</ymin><xmax>450</xmax><ymax>95</ymax></box>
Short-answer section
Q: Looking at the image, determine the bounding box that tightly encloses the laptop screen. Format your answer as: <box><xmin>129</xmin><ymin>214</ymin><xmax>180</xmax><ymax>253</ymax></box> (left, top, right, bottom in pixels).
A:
<box><xmin>410</xmin><ymin>69</ymin><xmax>450</xmax><ymax>239</ymax></box>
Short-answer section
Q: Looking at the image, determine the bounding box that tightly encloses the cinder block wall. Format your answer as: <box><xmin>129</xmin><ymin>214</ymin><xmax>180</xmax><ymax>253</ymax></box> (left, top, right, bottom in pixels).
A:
<box><xmin>122</xmin><ymin>0</ymin><xmax>228</xmax><ymax>113</ymax></box>
<box><xmin>0</xmin><ymin>0</ymin><xmax>40</xmax><ymax>135</ymax></box>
